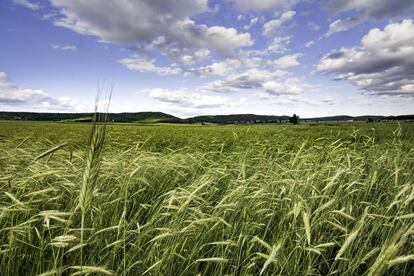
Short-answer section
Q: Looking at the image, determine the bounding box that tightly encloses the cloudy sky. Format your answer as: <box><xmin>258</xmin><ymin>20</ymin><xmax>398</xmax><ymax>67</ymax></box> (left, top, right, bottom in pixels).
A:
<box><xmin>1</xmin><ymin>0</ymin><xmax>414</xmax><ymax>117</ymax></box>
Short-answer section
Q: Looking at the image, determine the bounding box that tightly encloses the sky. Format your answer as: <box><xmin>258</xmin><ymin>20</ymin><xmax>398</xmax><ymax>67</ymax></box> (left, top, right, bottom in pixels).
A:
<box><xmin>1</xmin><ymin>0</ymin><xmax>414</xmax><ymax>118</ymax></box>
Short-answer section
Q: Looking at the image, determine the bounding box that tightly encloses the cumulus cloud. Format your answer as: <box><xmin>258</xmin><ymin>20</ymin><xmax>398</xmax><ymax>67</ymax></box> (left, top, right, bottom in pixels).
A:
<box><xmin>325</xmin><ymin>17</ymin><xmax>361</xmax><ymax>37</ymax></box>
<box><xmin>262</xmin><ymin>10</ymin><xmax>296</xmax><ymax>36</ymax></box>
<box><xmin>318</xmin><ymin>19</ymin><xmax>414</xmax><ymax>96</ymax></box>
<box><xmin>267</xmin><ymin>36</ymin><xmax>291</xmax><ymax>53</ymax></box>
<box><xmin>256</xmin><ymin>79</ymin><xmax>317</xmax><ymax>106</ymax></box>
<box><xmin>47</xmin><ymin>0</ymin><xmax>252</xmax><ymax>64</ymax></box>
<box><xmin>171</xmin><ymin>49</ymin><xmax>210</xmax><ymax>65</ymax></box>
<box><xmin>191</xmin><ymin>59</ymin><xmax>243</xmax><ymax>77</ymax></box>
<box><xmin>190</xmin><ymin>54</ymin><xmax>270</xmax><ymax>77</ymax></box>
<box><xmin>118</xmin><ymin>57</ymin><xmax>182</xmax><ymax>75</ymax></box>
<box><xmin>203</xmin><ymin>69</ymin><xmax>287</xmax><ymax>93</ymax></box>
<box><xmin>263</xmin><ymin>78</ymin><xmax>309</xmax><ymax>95</ymax></box>
<box><xmin>273</xmin><ymin>53</ymin><xmax>302</xmax><ymax>68</ymax></box>
<box><xmin>0</xmin><ymin>71</ymin><xmax>79</xmax><ymax>110</ymax></box>
<box><xmin>13</xmin><ymin>0</ymin><xmax>40</xmax><ymax>10</ymax></box>
<box><xmin>326</xmin><ymin>0</ymin><xmax>414</xmax><ymax>20</ymax></box>
<box><xmin>243</xmin><ymin>17</ymin><xmax>259</xmax><ymax>30</ymax></box>
<box><xmin>232</xmin><ymin>0</ymin><xmax>299</xmax><ymax>12</ymax></box>
<box><xmin>324</xmin><ymin>0</ymin><xmax>414</xmax><ymax>35</ymax></box>
<box><xmin>144</xmin><ymin>88</ymin><xmax>232</xmax><ymax>109</ymax></box>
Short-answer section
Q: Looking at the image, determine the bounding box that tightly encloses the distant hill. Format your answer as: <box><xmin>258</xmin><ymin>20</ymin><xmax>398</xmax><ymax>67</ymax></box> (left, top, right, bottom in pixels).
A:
<box><xmin>305</xmin><ymin>115</ymin><xmax>414</xmax><ymax>121</ymax></box>
<box><xmin>185</xmin><ymin>114</ymin><xmax>290</xmax><ymax>124</ymax></box>
<box><xmin>0</xmin><ymin>111</ymin><xmax>180</xmax><ymax>123</ymax></box>
<box><xmin>0</xmin><ymin>111</ymin><xmax>413</xmax><ymax>124</ymax></box>
<box><xmin>304</xmin><ymin>115</ymin><xmax>386</xmax><ymax>121</ymax></box>
<box><xmin>384</xmin><ymin>115</ymin><xmax>414</xmax><ymax>120</ymax></box>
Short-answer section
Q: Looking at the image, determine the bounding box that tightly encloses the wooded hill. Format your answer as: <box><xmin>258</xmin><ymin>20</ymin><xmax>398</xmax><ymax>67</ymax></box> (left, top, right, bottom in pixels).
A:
<box><xmin>1</xmin><ymin>111</ymin><xmax>413</xmax><ymax>123</ymax></box>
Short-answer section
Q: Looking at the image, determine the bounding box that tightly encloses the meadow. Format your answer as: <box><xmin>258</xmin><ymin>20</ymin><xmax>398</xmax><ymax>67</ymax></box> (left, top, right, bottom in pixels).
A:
<box><xmin>0</xmin><ymin>120</ymin><xmax>413</xmax><ymax>275</ymax></box>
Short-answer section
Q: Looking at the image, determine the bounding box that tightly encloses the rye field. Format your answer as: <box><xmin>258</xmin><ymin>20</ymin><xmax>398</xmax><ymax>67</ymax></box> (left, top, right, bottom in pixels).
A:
<box><xmin>0</xmin><ymin>120</ymin><xmax>413</xmax><ymax>275</ymax></box>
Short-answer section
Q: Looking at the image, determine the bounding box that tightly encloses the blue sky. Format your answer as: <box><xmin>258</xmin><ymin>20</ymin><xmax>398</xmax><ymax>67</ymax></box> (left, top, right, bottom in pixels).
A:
<box><xmin>1</xmin><ymin>0</ymin><xmax>413</xmax><ymax>117</ymax></box>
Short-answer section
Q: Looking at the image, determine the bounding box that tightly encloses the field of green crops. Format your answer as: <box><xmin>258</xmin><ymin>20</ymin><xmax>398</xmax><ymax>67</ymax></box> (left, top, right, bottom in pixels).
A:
<box><xmin>0</xmin><ymin>120</ymin><xmax>413</xmax><ymax>275</ymax></box>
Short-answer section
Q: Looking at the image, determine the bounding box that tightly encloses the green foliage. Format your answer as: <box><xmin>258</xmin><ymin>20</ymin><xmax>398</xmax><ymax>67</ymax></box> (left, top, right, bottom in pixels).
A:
<box><xmin>0</xmin><ymin>121</ymin><xmax>413</xmax><ymax>275</ymax></box>
<box><xmin>0</xmin><ymin>111</ymin><xmax>179</xmax><ymax>123</ymax></box>
<box><xmin>289</xmin><ymin>114</ymin><xmax>299</xmax><ymax>124</ymax></box>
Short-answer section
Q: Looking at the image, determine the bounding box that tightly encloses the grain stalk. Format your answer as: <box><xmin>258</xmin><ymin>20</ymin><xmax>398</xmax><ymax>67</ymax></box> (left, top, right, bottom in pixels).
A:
<box><xmin>78</xmin><ymin>89</ymin><xmax>111</xmax><ymax>272</ymax></box>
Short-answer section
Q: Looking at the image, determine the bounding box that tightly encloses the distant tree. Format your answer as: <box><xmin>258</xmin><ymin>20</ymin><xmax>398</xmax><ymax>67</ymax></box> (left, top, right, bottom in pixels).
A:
<box><xmin>289</xmin><ymin>114</ymin><xmax>299</xmax><ymax>125</ymax></box>
<box><xmin>367</xmin><ymin>117</ymin><xmax>374</xmax><ymax>123</ymax></box>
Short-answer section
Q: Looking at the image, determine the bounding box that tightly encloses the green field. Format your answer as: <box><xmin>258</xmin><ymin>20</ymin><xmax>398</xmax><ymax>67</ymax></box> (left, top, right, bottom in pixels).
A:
<box><xmin>0</xmin><ymin>121</ymin><xmax>413</xmax><ymax>275</ymax></box>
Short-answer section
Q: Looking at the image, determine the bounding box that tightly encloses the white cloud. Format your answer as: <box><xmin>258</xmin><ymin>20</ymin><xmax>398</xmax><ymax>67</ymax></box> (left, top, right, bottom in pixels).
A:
<box><xmin>0</xmin><ymin>71</ymin><xmax>80</xmax><ymax>110</ymax></box>
<box><xmin>263</xmin><ymin>78</ymin><xmax>309</xmax><ymax>95</ymax></box>
<box><xmin>203</xmin><ymin>69</ymin><xmax>287</xmax><ymax>93</ymax></box>
<box><xmin>273</xmin><ymin>53</ymin><xmax>302</xmax><ymax>68</ymax></box>
<box><xmin>305</xmin><ymin>40</ymin><xmax>315</xmax><ymax>47</ymax></box>
<box><xmin>13</xmin><ymin>0</ymin><xmax>40</xmax><ymax>10</ymax></box>
<box><xmin>325</xmin><ymin>0</ymin><xmax>414</xmax><ymax>34</ymax></box>
<box><xmin>190</xmin><ymin>55</ymin><xmax>269</xmax><ymax>77</ymax></box>
<box><xmin>318</xmin><ymin>19</ymin><xmax>414</xmax><ymax>96</ymax></box>
<box><xmin>0</xmin><ymin>72</ymin><xmax>46</xmax><ymax>103</ymax></box>
<box><xmin>118</xmin><ymin>57</ymin><xmax>182</xmax><ymax>75</ymax></box>
<box><xmin>324</xmin><ymin>17</ymin><xmax>360</xmax><ymax>37</ymax></box>
<box><xmin>267</xmin><ymin>36</ymin><xmax>291</xmax><ymax>53</ymax></box>
<box><xmin>181</xmin><ymin>49</ymin><xmax>210</xmax><ymax>65</ymax></box>
<box><xmin>327</xmin><ymin>0</ymin><xmax>414</xmax><ymax>20</ymax></box>
<box><xmin>50</xmin><ymin>43</ymin><xmax>78</xmax><ymax>51</ymax></box>
<box><xmin>250</xmin><ymin>17</ymin><xmax>259</xmax><ymax>25</ymax></box>
<box><xmin>166</xmin><ymin>48</ymin><xmax>210</xmax><ymax>65</ymax></box>
<box><xmin>263</xmin><ymin>77</ymin><xmax>313</xmax><ymax>96</ymax></box>
<box><xmin>243</xmin><ymin>17</ymin><xmax>259</xmax><ymax>30</ymax></box>
<box><xmin>47</xmin><ymin>0</ymin><xmax>252</xmax><ymax>64</ymax></box>
<box><xmin>144</xmin><ymin>88</ymin><xmax>232</xmax><ymax>109</ymax></box>
<box><xmin>262</xmin><ymin>10</ymin><xmax>296</xmax><ymax>36</ymax></box>
<box><xmin>202</xmin><ymin>25</ymin><xmax>253</xmax><ymax>55</ymax></box>
<box><xmin>256</xmin><ymin>78</ymin><xmax>317</xmax><ymax>107</ymax></box>
<box><xmin>192</xmin><ymin>59</ymin><xmax>243</xmax><ymax>76</ymax></box>
<box><xmin>232</xmin><ymin>0</ymin><xmax>299</xmax><ymax>12</ymax></box>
